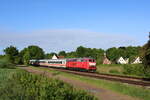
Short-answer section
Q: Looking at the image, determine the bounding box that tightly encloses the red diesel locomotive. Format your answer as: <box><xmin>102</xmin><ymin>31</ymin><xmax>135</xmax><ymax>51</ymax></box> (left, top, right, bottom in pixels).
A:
<box><xmin>29</xmin><ymin>58</ymin><xmax>96</xmax><ymax>72</ymax></box>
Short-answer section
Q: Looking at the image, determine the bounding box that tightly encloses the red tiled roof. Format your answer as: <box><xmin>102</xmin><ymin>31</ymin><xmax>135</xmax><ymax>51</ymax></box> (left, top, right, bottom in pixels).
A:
<box><xmin>58</xmin><ymin>56</ymin><xmax>64</xmax><ymax>59</ymax></box>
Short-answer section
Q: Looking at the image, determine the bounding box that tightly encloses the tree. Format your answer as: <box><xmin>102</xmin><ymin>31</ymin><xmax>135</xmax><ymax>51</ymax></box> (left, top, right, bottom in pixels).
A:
<box><xmin>75</xmin><ymin>46</ymin><xmax>104</xmax><ymax>64</ymax></box>
<box><xmin>23</xmin><ymin>51</ymin><xmax>31</xmax><ymax>65</ymax></box>
<box><xmin>27</xmin><ymin>45</ymin><xmax>45</xmax><ymax>59</ymax></box>
<box><xmin>58</xmin><ymin>51</ymin><xmax>67</xmax><ymax>57</ymax></box>
<box><xmin>19</xmin><ymin>48</ymin><xmax>28</xmax><ymax>64</ymax></box>
<box><xmin>142</xmin><ymin>37</ymin><xmax>150</xmax><ymax>77</ymax></box>
<box><xmin>106</xmin><ymin>46</ymin><xmax>141</xmax><ymax>64</ymax></box>
<box><xmin>106</xmin><ymin>47</ymin><xmax>119</xmax><ymax>63</ymax></box>
<box><xmin>45</xmin><ymin>52</ymin><xmax>57</xmax><ymax>59</ymax></box>
<box><xmin>3</xmin><ymin>46</ymin><xmax>20</xmax><ymax>64</ymax></box>
<box><xmin>66</xmin><ymin>51</ymin><xmax>76</xmax><ymax>58</ymax></box>
<box><xmin>21</xmin><ymin>45</ymin><xmax>45</xmax><ymax>64</ymax></box>
<box><xmin>126</xmin><ymin>46</ymin><xmax>141</xmax><ymax>63</ymax></box>
<box><xmin>76</xmin><ymin>46</ymin><xmax>87</xmax><ymax>57</ymax></box>
<box><xmin>90</xmin><ymin>48</ymin><xmax>104</xmax><ymax>64</ymax></box>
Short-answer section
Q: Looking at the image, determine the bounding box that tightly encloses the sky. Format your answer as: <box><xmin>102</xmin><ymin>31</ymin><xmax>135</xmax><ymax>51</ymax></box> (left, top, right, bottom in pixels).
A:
<box><xmin>0</xmin><ymin>0</ymin><xmax>150</xmax><ymax>54</ymax></box>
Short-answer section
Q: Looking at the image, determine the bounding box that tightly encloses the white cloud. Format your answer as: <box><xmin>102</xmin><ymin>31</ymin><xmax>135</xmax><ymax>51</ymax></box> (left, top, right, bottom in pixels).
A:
<box><xmin>0</xmin><ymin>29</ymin><xmax>141</xmax><ymax>54</ymax></box>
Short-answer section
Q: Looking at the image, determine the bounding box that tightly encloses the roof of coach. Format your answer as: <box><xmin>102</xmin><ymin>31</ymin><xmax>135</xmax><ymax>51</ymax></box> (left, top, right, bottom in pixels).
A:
<box><xmin>30</xmin><ymin>58</ymin><xmax>94</xmax><ymax>62</ymax></box>
<box><xmin>38</xmin><ymin>59</ymin><xmax>67</xmax><ymax>61</ymax></box>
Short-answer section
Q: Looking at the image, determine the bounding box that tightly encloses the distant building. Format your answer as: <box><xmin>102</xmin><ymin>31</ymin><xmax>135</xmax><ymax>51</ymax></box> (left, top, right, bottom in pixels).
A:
<box><xmin>58</xmin><ymin>56</ymin><xmax>65</xmax><ymax>59</ymax></box>
<box><xmin>117</xmin><ymin>57</ymin><xmax>129</xmax><ymax>64</ymax></box>
<box><xmin>132</xmin><ymin>57</ymin><xmax>142</xmax><ymax>64</ymax></box>
<box><xmin>52</xmin><ymin>54</ymin><xmax>58</xmax><ymax>59</ymax></box>
<box><xmin>103</xmin><ymin>53</ymin><xmax>111</xmax><ymax>64</ymax></box>
<box><xmin>52</xmin><ymin>54</ymin><xmax>64</xmax><ymax>59</ymax></box>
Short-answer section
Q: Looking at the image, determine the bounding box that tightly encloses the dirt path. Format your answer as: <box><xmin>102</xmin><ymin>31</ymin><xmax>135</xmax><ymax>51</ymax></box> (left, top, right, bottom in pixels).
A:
<box><xmin>19</xmin><ymin>67</ymin><xmax>140</xmax><ymax>100</ymax></box>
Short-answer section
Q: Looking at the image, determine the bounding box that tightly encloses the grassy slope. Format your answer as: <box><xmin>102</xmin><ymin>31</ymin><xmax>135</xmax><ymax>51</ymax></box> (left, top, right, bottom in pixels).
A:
<box><xmin>0</xmin><ymin>68</ymin><xmax>97</xmax><ymax>100</ymax></box>
<box><xmin>96</xmin><ymin>64</ymin><xmax>144</xmax><ymax>78</ymax></box>
<box><xmin>0</xmin><ymin>69</ymin><xmax>19</xmax><ymax>86</ymax></box>
<box><xmin>97</xmin><ymin>64</ymin><xmax>123</xmax><ymax>73</ymax></box>
<box><xmin>31</xmin><ymin>67</ymin><xmax>150</xmax><ymax>100</ymax></box>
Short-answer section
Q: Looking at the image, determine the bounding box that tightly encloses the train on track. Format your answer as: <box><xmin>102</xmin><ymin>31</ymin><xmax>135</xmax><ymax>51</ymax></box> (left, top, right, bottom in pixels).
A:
<box><xmin>29</xmin><ymin>58</ymin><xmax>96</xmax><ymax>72</ymax></box>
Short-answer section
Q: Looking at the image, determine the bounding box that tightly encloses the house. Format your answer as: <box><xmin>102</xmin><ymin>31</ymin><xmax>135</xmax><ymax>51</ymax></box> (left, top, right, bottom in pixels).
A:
<box><xmin>52</xmin><ymin>54</ymin><xmax>65</xmax><ymax>59</ymax></box>
<box><xmin>103</xmin><ymin>53</ymin><xmax>111</xmax><ymax>64</ymax></box>
<box><xmin>117</xmin><ymin>57</ymin><xmax>129</xmax><ymax>64</ymax></box>
<box><xmin>132</xmin><ymin>57</ymin><xmax>142</xmax><ymax>64</ymax></box>
<box><xmin>58</xmin><ymin>56</ymin><xmax>65</xmax><ymax>59</ymax></box>
<box><xmin>52</xmin><ymin>54</ymin><xmax>58</xmax><ymax>59</ymax></box>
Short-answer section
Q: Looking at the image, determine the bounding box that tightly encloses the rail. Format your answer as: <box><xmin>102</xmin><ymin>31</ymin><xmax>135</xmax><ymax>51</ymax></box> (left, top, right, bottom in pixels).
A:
<box><xmin>41</xmin><ymin>67</ymin><xmax>150</xmax><ymax>87</ymax></box>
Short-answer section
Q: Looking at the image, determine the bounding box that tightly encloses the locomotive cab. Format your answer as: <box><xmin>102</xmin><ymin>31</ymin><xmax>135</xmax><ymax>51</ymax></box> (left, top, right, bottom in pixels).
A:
<box><xmin>66</xmin><ymin>58</ymin><xmax>96</xmax><ymax>72</ymax></box>
<box><xmin>88</xmin><ymin>59</ymin><xmax>97</xmax><ymax>72</ymax></box>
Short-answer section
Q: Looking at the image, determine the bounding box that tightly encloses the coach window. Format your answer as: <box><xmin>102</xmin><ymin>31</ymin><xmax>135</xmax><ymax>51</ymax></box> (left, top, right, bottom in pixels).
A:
<box><xmin>81</xmin><ymin>59</ymin><xmax>85</xmax><ymax>62</ymax></box>
<box><xmin>48</xmin><ymin>61</ymin><xmax>52</xmax><ymax>64</ymax></box>
<box><xmin>77</xmin><ymin>59</ymin><xmax>81</xmax><ymax>62</ymax></box>
<box><xmin>60</xmin><ymin>61</ymin><xmax>62</xmax><ymax>64</ymax></box>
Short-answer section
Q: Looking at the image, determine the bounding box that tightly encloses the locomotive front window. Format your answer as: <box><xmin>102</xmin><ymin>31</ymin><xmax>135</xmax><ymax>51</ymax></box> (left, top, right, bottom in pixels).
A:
<box><xmin>89</xmin><ymin>59</ymin><xmax>95</xmax><ymax>62</ymax></box>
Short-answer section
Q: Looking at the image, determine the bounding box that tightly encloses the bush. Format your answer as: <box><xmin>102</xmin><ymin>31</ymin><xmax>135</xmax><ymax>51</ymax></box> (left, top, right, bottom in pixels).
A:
<box><xmin>0</xmin><ymin>71</ymin><xmax>97</xmax><ymax>100</ymax></box>
<box><xmin>100</xmin><ymin>64</ymin><xmax>122</xmax><ymax>67</ymax></box>
<box><xmin>123</xmin><ymin>64</ymin><xmax>145</xmax><ymax>77</ymax></box>
<box><xmin>109</xmin><ymin>69</ymin><xmax>120</xmax><ymax>74</ymax></box>
<box><xmin>0</xmin><ymin>58</ymin><xmax>15</xmax><ymax>69</ymax></box>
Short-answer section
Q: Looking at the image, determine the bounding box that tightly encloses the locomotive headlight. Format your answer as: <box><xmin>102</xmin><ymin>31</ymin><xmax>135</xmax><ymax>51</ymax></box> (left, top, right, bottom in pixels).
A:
<box><xmin>89</xmin><ymin>63</ymin><xmax>96</xmax><ymax>66</ymax></box>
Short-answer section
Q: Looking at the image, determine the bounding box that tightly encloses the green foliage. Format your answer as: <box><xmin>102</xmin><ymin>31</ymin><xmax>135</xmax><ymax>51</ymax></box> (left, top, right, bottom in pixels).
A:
<box><xmin>58</xmin><ymin>51</ymin><xmax>67</xmax><ymax>57</ymax></box>
<box><xmin>40</xmin><ymin>67</ymin><xmax>150</xmax><ymax>100</ymax></box>
<box><xmin>66</xmin><ymin>51</ymin><xmax>77</xmax><ymax>58</ymax></box>
<box><xmin>75</xmin><ymin>46</ymin><xmax>104</xmax><ymax>64</ymax></box>
<box><xmin>142</xmin><ymin>40</ymin><xmax>150</xmax><ymax>77</ymax></box>
<box><xmin>109</xmin><ymin>69</ymin><xmax>120</xmax><ymax>74</ymax></box>
<box><xmin>0</xmin><ymin>70</ymin><xmax>97</xmax><ymax>100</ymax></box>
<box><xmin>123</xmin><ymin>64</ymin><xmax>145</xmax><ymax>77</ymax></box>
<box><xmin>45</xmin><ymin>52</ymin><xmax>57</xmax><ymax>59</ymax></box>
<box><xmin>0</xmin><ymin>57</ymin><xmax>15</xmax><ymax>69</ymax></box>
<box><xmin>3</xmin><ymin>46</ymin><xmax>19</xmax><ymax>57</ymax></box>
<box><xmin>99</xmin><ymin>64</ymin><xmax>122</xmax><ymax>67</ymax></box>
<box><xmin>2</xmin><ymin>45</ymin><xmax>143</xmax><ymax>66</ymax></box>
<box><xmin>0</xmin><ymin>69</ymin><xmax>18</xmax><ymax>89</ymax></box>
<box><xmin>106</xmin><ymin>46</ymin><xmax>141</xmax><ymax>63</ymax></box>
<box><xmin>0</xmin><ymin>55</ymin><xmax>5</xmax><ymax>59</ymax></box>
<box><xmin>76</xmin><ymin>46</ymin><xmax>87</xmax><ymax>57</ymax></box>
<box><xmin>20</xmin><ymin>45</ymin><xmax>45</xmax><ymax>65</ymax></box>
<box><xmin>106</xmin><ymin>47</ymin><xmax>119</xmax><ymax>62</ymax></box>
<box><xmin>23</xmin><ymin>51</ymin><xmax>31</xmax><ymax>65</ymax></box>
<box><xmin>28</xmin><ymin>45</ymin><xmax>45</xmax><ymax>59</ymax></box>
<box><xmin>3</xmin><ymin>45</ymin><xmax>20</xmax><ymax>64</ymax></box>
<box><xmin>126</xmin><ymin>46</ymin><xmax>141</xmax><ymax>63</ymax></box>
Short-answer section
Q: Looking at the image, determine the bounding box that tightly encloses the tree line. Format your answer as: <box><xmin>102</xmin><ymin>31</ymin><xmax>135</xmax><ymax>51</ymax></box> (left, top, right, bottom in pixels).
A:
<box><xmin>2</xmin><ymin>45</ymin><xmax>142</xmax><ymax>65</ymax></box>
<box><xmin>1</xmin><ymin>41</ymin><xmax>150</xmax><ymax>77</ymax></box>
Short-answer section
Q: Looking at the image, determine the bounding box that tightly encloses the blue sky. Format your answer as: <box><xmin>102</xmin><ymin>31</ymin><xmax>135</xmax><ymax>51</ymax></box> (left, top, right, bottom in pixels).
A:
<box><xmin>0</xmin><ymin>0</ymin><xmax>150</xmax><ymax>54</ymax></box>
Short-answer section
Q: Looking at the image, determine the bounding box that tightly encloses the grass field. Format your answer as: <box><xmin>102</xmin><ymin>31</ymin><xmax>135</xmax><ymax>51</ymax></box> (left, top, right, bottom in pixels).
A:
<box><xmin>97</xmin><ymin>64</ymin><xmax>123</xmax><ymax>74</ymax></box>
<box><xmin>32</xmin><ymin>66</ymin><xmax>150</xmax><ymax>100</ymax></box>
<box><xmin>0</xmin><ymin>69</ymin><xmax>18</xmax><ymax>88</ymax></box>
<box><xmin>0</xmin><ymin>68</ymin><xmax>97</xmax><ymax>100</ymax></box>
<box><xmin>96</xmin><ymin>64</ymin><xmax>145</xmax><ymax>78</ymax></box>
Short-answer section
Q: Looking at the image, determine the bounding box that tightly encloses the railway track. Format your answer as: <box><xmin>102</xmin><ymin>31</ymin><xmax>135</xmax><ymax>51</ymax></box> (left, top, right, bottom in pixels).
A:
<box><xmin>41</xmin><ymin>67</ymin><xmax>150</xmax><ymax>87</ymax></box>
